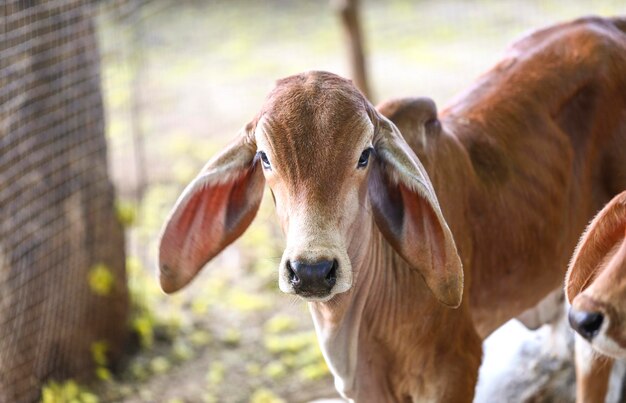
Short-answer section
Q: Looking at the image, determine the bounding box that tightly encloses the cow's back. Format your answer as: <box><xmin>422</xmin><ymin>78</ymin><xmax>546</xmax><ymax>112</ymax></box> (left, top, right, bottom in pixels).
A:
<box><xmin>441</xmin><ymin>16</ymin><xmax>626</xmax><ymax>336</ymax></box>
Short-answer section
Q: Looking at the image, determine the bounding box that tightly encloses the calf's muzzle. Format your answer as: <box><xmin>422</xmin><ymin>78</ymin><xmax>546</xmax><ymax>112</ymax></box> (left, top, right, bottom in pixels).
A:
<box><xmin>287</xmin><ymin>259</ymin><xmax>338</xmax><ymax>297</ymax></box>
<box><xmin>569</xmin><ymin>308</ymin><xmax>604</xmax><ymax>341</ymax></box>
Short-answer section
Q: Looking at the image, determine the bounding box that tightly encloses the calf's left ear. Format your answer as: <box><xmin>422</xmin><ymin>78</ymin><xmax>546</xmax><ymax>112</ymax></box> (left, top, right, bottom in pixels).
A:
<box><xmin>158</xmin><ymin>124</ymin><xmax>265</xmax><ymax>293</ymax></box>
<box><xmin>566</xmin><ymin>191</ymin><xmax>626</xmax><ymax>303</ymax></box>
<box><xmin>368</xmin><ymin>111</ymin><xmax>464</xmax><ymax>308</ymax></box>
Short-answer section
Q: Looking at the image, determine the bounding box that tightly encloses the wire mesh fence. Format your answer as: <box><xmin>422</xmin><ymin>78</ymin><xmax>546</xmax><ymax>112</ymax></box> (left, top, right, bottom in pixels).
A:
<box><xmin>0</xmin><ymin>1</ymin><xmax>128</xmax><ymax>401</ymax></box>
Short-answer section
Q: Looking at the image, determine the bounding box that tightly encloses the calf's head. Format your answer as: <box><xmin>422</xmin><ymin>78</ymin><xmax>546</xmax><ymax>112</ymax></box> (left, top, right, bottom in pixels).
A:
<box><xmin>566</xmin><ymin>191</ymin><xmax>626</xmax><ymax>358</ymax></box>
<box><xmin>158</xmin><ymin>71</ymin><xmax>463</xmax><ymax>307</ymax></box>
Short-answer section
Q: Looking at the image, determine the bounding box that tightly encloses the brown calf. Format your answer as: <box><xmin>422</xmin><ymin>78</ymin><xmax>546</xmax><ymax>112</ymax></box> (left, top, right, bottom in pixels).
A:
<box><xmin>159</xmin><ymin>17</ymin><xmax>626</xmax><ymax>401</ymax></box>
<box><xmin>567</xmin><ymin>191</ymin><xmax>626</xmax><ymax>402</ymax></box>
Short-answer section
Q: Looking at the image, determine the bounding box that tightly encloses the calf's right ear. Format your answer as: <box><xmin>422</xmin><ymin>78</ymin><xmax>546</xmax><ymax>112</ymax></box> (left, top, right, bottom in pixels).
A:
<box><xmin>566</xmin><ymin>192</ymin><xmax>626</xmax><ymax>302</ymax></box>
<box><xmin>368</xmin><ymin>110</ymin><xmax>464</xmax><ymax>308</ymax></box>
<box><xmin>158</xmin><ymin>123</ymin><xmax>265</xmax><ymax>293</ymax></box>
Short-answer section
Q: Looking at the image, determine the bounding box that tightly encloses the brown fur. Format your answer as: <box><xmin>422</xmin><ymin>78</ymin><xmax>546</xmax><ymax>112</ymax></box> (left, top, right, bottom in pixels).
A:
<box><xmin>159</xmin><ymin>17</ymin><xmax>626</xmax><ymax>402</ymax></box>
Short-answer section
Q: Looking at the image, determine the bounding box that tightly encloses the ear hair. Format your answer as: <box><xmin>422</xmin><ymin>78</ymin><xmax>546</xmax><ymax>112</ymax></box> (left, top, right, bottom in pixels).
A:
<box><xmin>566</xmin><ymin>192</ymin><xmax>626</xmax><ymax>302</ymax></box>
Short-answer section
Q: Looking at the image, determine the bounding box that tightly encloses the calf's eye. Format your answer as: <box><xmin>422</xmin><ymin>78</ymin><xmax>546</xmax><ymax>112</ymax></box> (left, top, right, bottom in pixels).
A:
<box><xmin>357</xmin><ymin>148</ymin><xmax>373</xmax><ymax>169</ymax></box>
<box><xmin>258</xmin><ymin>151</ymin><xmax>271</xmax><ymax>170</ymax></box>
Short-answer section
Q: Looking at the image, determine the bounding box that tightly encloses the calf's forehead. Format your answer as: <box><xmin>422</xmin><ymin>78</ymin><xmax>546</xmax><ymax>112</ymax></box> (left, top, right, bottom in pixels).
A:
<box><xmin>256</xmin><ymin>73</ymin><xmax>375</xmax><ymax>187</ymax></box>
<box><xmin>263</xmin><ymin>73</ymin><xmax>372</xmax><ymax>140</ymax></box>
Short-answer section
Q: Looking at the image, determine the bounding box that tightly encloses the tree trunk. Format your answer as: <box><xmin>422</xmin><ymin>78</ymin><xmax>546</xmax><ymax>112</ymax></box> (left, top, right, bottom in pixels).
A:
<box><xmin>0</xmin><ymin>1</ymin><xmax>129</xmax><ymax>401</ymax></box>
<box><xmin>334</xmin><ymin>0</ymin><xmax>371</xmax><ymax>100</ymax></box>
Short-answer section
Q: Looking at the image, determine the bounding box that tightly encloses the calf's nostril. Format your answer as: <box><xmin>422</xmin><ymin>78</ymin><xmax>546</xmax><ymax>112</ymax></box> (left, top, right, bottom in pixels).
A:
<box><xmin>325</xmin><ymin>260</ymin><xmax>338</xmax><ymax>287</ymax></box>
<box><xmin>290</xmin><ymin>259</ymin><xmax>337</xmax><ymax>295</ymax></box>
<box><xmin>286</xmin><ymin>261</ymin><xmax>300</xmax><ymax>287</ymax></box>
<box><xmin>568</xmin><ymin>308</ymin><xmax>604</xmax><ymax>341</ymax></box>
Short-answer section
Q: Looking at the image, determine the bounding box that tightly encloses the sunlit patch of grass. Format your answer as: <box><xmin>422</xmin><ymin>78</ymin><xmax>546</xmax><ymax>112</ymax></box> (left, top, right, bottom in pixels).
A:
<box><xmin>96</xmin><ymin>367</ymin><xmax>113</xmax><ymax>382</ymax></box>
<box><xmin>264</xmin><ymin>314</ymin><xmax>297</xmax><ymax>334</ymax></box>
<box><xmin>90</xmin><ymin>341</ymin><xmax>109</xmax><ymax>367</ymax></box>
<box><xmin>295</xmin><ymin>341</ymin><xmax>326</xmax><ymax>366</ymax></box>
<box><xmin>133</xmin><ymin>315</ymin><xmax>156</xmax><ymax>349</ymax></box>
<box><xmin>264</xmin><ymin>361</ymin><xmax>287</xmax><ymax>380</ymax></box>
<box><xmin>249</xmin><ymin>388</ymin><xmax>286</xmax><ymax>403</ymax></box>
<box><xmin>226</xmin><ymin>289</ymin><xmax>271</xmax><ymax>312</ymax></box>
<box><xmin>298</xmin><ymin>361</ymin><xmax>330</xmax><ymax>381</ymax></box>
<box><xmin>104</xmin><ymin>116</ymin><xmax>132</xmax><ymax>146</ymax></box>
<box><xmin>114</xmin><ymin>199</ymin><xmax>137</xmax><ymax>228</ymax></box>
<box><xmin>150</xmin><ymin>356</ymin><xmax>172</xmax><ymax>374</ymax></box>
<box><xmin>88</xmin><ymin>264</ymin><xmax>115</xmax><ymax>296</ymax></box>
<box><xmin>199</xmin><ymin>276</ymin><xmax>228</xmax><ymax>301</ymax></box>
<box><xmin>189</xmin><ymin>330</ymin><xmax>213</xmax><ymax>347</ymax></box>
<box><xmin>263</xmin><ymin>330</ymin><xmax>331</xmax><ymax>382</ymax></box>
<box><xmin>126</xmin><ymin>256</ymin><xmax>184</xmax><ymax>350</ymax></box>
<box><xmin>206</xmin><ymin>361</ymin><xmax>225</xmax><ymax>386</ymax></box>
<box><xmin>264</xmin><ymin>331</ymin><xmax>316</xmax><ymax>355</ymax></box>
<box><xmin>41</xmin><ymin>380</ymin><xmax>98</xmax><ymax>403</ymax></box>
<box><xmin>278</xmin><ymin>353</ymin><xmax>296</xmax><ymax>368</ymax></box>
<box><xmin>191</xmin><ymin>295</ymin><xmax>211</xmax><ymax>316</ymax></box>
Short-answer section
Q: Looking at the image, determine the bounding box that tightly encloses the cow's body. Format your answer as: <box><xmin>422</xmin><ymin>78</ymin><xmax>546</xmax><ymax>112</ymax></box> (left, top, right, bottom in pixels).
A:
<box><xmin>439</xmin><ymin>17</ymin><xmax>626</xmax><ymax>337</ymax></box>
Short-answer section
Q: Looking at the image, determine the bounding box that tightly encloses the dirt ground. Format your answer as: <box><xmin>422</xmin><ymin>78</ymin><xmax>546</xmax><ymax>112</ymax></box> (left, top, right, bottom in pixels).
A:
<box><xmin>88</xmin><ymin>1</ymin><xmax>626</xmax><ymax>402</ymax></box>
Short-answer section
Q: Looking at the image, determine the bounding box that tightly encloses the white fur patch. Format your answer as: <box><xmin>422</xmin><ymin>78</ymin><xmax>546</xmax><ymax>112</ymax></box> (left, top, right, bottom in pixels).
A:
<box><xmin>309</xmin><ymin>304</ymin><xmax>361</xmax><ymax>401</ymax></box>
<box><xmin>575</xmin><ymin>334</ymin><xmax>601</xmax><ymax>375</ymax></box>
<box><xmin>277</xmin><ymin>213</ymin><xmax>353</xmax><ymax>299</ymax></box>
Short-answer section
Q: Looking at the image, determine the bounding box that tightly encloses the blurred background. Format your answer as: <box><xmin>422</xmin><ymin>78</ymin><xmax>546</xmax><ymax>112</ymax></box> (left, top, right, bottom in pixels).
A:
<box><xmin>1</xmin><ymin>0</ymin><xmax>626</xmax><ymax>402</ymax></box>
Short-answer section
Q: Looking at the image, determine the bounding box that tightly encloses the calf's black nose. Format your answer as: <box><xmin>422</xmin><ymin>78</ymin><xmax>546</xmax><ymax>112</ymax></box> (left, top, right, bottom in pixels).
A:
<box><xmin>568</xmin><ymin>308</ymin><xmax>604</xmax><ymax>341</ymax></box>
<box><xmin>287</xmin><ymin>260</ymin><xmax>337</xmax><ymax>296</ymax></box>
